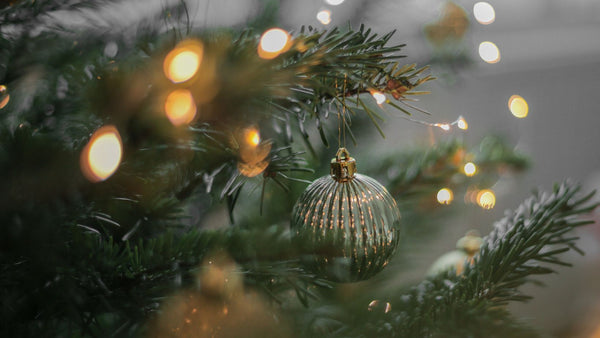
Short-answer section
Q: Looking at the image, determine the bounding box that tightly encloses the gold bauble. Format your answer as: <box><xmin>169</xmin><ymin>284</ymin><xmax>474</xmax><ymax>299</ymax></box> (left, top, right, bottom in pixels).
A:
<box><xmin>291</xmin><ymin>148</ymin><xmax>401</xmax><ymax>282</ymax></box>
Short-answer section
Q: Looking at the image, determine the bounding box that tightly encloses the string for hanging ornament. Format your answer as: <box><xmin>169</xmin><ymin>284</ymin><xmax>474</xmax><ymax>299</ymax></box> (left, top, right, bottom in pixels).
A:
<box><xmin>341</xmin><ymin>74</ymin><xmax>347</xmax><ymax>149</ymax></box>
<box><xmin>290</xmin><ymin>74</ymin><xmax>402</xmax><ymax>282</ymax></box>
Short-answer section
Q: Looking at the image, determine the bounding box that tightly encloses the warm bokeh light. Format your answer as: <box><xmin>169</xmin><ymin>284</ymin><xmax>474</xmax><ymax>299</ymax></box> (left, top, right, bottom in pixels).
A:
<box><xmin>325</xmin><ymin>0</ymin><xmax>345</xmax><ymax>5</ymax></box>
<box><xmin>258</xmin><ymin>28</ymin><xmax>290</xmax><ymax>59</ymax></box>
<box><xmin>245</xmin><ymin>127</ymin><xmax>260</xmax><ymax>147</ymax></box>
<box><xmin>81</xmin><ymin>125</ymin><xmax>122</xmax><ymax>182</ymax></box>
<box><xmin>0</xmin><ymin>85</ymin><xmax>8</xmax><ymax>109</ymax></box>
<box><xmin>371</xmin><ymin>91</ymin><xmax>386</xmax><ymax>105</ymax></box>
<box><xmin>477</xmin><ymin>189</ymin><xmax>496</xmax><ymax>209</ymax></box>
<box><xmin>478</xmin><ymin>41</ymin><xmax>500</xmax><ymax>64</ymax></box>
<box><xmin>464</xmin><ymin>162</ymin><xmax>477</xmax><ymax>177</ymax></box>
<box><xmin>508</xmin><ymin>95</ymin><xmax>529</xmax><ymax>118</ymax></box>
<box><xmin>473</xmin><ymin>2</ymin><xmax>495</xmax><ymax>25</ymax></box>
<box><xmin>437</xmin><ymin>188</ymin><xmax>454</xmax><ymax>205</ymax></box>
<box><xmin>457</xmin><ymin>116</ymin><xmax>468</xmax><ymax>130</ymax></box>
<box><xmin>163</xmin><ymin>40</ymin><xmax>204</xmax><ymax>83</ymax></box>
<box><xmin>437</xmin><ymin>123</ymin><xmax>450</xmax><ymax>131</ymax></box>
<box><xmin>165</xmin><ymin>89</ymin><xmax>197</xmax><ymax>126</ymax></box>
<box><xmin>316</xmin><ymin>9</ymin><xmax>332</xmax><ymax>25</ymax></box>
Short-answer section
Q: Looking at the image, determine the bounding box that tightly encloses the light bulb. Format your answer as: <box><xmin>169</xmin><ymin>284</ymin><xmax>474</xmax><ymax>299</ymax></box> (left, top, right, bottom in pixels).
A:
<box><xmin>473</xmin><ymin>2</ymin><xmax>495</xmax><ymax>25</ymax></box>
<box><xmin>81</xmin><ymin>125</ymin><xmax>122</xmax><ymax>182</ymax></box>
<box><xmin>316</xmin><ymin>9</ymin><xmax>332</xmax><ymax>25</ymax></box>
<box><xmin>508</xmin><ymin>95</ymin><xmax>529</xmax><ymax>118</ymax></box>
<box><xmin>165</xmin><ymin>89</ymin><xmax>197</xmax><ymax>126</ymax></box>
<box><xmin>464</xmin><ymin>162</ymin><xmax>477</xmax><ymax>176</ymax></box>
<box><xmin>478</xmin><ymin>41</ymin><xmax>500</xmax><ymax>64</ymax></box>
<box><xmin>163</xmin><ymin>40</ymin><xmax>204</xmax><ymax>83</ymax></box>
<box><xmin>477</xmin><ymin>189</ymin><xmax>496</xmax><ymax>209</ymax></box>
<box><xmin>457</xmin><ymin>116</ymin><xmax>468</xmax><ymax>130</ymax></box>
<box><xmin>245</xmin><ymin>127</ymin><xmax>260</xmax><ymax>147</ymax></box>
<box><xmin>325</xmin><ymin>0</ymin><xmax>344</xmax><ymax>5</ymax></box>
<box><xmin>258</xmin><ymin>28</ymin><xmax>290</xmax><ymax>59</ymax></box>
<box><xmin>371</xmin><ymin>91</ymin><xmax>386</xmax><ymax>105</ymax></box>
<box><xmin>438</xmin><ymin>123</ymin><xmax>450</xmax><ymax>131</ymax></box>
<box><xmin>437</xmin><ymin>188</ymin><xmax>454</xmax><ymax>205</ymax></box>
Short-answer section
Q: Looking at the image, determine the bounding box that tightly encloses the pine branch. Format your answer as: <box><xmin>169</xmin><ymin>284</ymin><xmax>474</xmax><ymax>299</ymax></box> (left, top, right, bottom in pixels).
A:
<box><xmin>354</xmin><ymin>181</ymin><xmax>597</xmax><ymax>336</ymax></box>
<box><xmin>367</xmin><ymin>136</ymin><xmax>529</xmax><ymax>200</ymax></box>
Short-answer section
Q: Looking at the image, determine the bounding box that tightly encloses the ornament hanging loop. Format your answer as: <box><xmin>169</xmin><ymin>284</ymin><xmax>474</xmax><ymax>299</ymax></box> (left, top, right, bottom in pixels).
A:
<box><xmin>330</xmin><ymin>147</ymin><xmax>357</xmax><ymax>182</ymax></box>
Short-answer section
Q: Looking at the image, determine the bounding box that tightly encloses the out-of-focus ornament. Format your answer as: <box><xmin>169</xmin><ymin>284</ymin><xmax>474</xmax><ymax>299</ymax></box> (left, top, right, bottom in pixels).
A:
<box><xmin>424</xmin><ymin>1</ymin><xmax>469</xmax><ymax>47</ymax></box>
<box><xmin>428</xmin><ymin>230</ymin><xmax>483</xmax><ymax>276</ymax></box>
<box><xmin>0</xmin><ymin>85</ymin><xmax>9</xmax><ymax>109</ymax></box>
<box><xmin>150</xmin><ymin>253</ymin><xmax>291</xmax><ymax>337</ymax></box>
<box><xmin>233</xmin><ymin>126</ymin><xmax>272</xmax><ymax>177</ymax></box>
<box><xmin>291</xmin><ymin>148</ymin><xmax>401</xmax><ymax>282</ymax></box>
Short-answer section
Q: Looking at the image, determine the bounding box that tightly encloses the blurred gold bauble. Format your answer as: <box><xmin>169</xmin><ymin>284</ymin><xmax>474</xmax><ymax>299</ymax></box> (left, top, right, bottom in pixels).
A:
<box><xmin>425</xmin><ymin>1</ymin><xmax>469</xmax><ymax>46</ymax></box>
<box><xmin>150</xmin><ymin>253</ymin><xmax>291</xmax><ymax>338</ymax></box>
<box><xmin>428</xmin><ymin>230</ymin><xmax>483</xmax><ymax>276</ymax></box>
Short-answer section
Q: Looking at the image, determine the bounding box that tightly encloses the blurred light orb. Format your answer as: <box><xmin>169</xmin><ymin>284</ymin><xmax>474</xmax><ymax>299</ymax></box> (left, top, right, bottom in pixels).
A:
<box><xmin>317</xmin><ymin>9</ymin><xmax>332</xmax><ymax>25</ymax></box>
<box><xmin>258</xmin><ymin>28</ymin><xmax>290</xmax><ymax>59</ymax></box>
<box><xmin>165</xmin><ymin>89</ymin><xmax>197</xmax><ymax>126</ymax></box>
<box><xmin>464</xmin><ymin>162</ymin><xmax>477</xmax><ymax>176</ymax></box>
<box><xmin>104</xmin><ymin>41</ymin><xmax>118</xmax><ymax>58</ymax></box>
<box><xmin>437</xmin><ymin>188</ymin><xmax>454</xmax><ymax>205</ymax></box>
<box><xmin>478</xmin><ymin>41</ymin><xmax>500</xmax><ymax>64</ymax></box>
<box><xmin>508</xmin><ymin>95</ymin><xmax>529</xmax><ymax>118</ymax></box>
<box><xmin>0</xmin><ymin>85</ymin><xmax>9</xmax><ymax>109</ymax></box>
<box><xmin>81</xmin><ymin>126</ymin><xmax>122</xmax><ymax>182</ymax></box>
<box><xmin>438</xmin><ymin>123</ymin><xmax>450</xmax><ymax>131</ymax></box>
<box><xmin>325</xmin><ymin>0</ymin><xmax>345</xmax><ymax>5</ymax></box>
<box><xmin>457</xmin><ymin>116</ymin><xmax>468</xmax><ymax>130</ymax></box>
<box><xmin>164</xmin><ymin>40</ymin><xmax>204</xmax><ymax>83</ymax></box>
<box><xmin>371</xmin><ymin>91</ymin><xmax>386</xmax><ymax>105</ymax></box>
<box><xmin>245</xmin><ymin>127</ymin><xmax>260</xmax><ymax>147</ymax></box>
<box><xmin>477</xmin><ymin>189</ymin><xmax>496</xmax><ymax>209</ymax></box>
<box><xmin>473</xmin><ymin>2</ymin><xmax>495</xmax><ymax>25</ymax></box>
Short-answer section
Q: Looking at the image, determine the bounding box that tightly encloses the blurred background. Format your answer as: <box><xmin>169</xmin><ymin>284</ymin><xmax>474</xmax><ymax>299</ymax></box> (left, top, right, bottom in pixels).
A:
<box><xmin>43</xmin><ymin>0</ymin><xmax>600</xmax><ymax>335</ymax></box>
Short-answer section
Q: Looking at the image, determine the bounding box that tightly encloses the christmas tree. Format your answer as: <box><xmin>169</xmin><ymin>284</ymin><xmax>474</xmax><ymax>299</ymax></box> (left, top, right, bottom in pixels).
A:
<box><xmin>1</xmin><ymin>1</ymin><xmax>598</xmax><ymax>336</ymax></box>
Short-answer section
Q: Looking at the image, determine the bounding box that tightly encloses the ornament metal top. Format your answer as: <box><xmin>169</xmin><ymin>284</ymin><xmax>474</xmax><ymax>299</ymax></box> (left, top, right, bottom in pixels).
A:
<box><xmin>291</xmin><ymin>148</ymin><xmax>401</xmax><ymax>282</ymax></box>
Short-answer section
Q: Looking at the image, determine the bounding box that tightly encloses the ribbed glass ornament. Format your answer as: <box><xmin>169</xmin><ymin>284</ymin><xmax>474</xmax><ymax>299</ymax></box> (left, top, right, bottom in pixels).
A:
<box><xmin>291</xmin><ymin>149</ymin><xmax>401</xmax><ymax>282</ymax></box>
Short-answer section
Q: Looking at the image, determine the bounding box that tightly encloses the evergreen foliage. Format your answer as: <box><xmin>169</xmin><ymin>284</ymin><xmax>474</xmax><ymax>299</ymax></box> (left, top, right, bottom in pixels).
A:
<box><xmin>0</xmin><ymin>1</ymin><xmax>596</xmax><ymax>336</ymax></box>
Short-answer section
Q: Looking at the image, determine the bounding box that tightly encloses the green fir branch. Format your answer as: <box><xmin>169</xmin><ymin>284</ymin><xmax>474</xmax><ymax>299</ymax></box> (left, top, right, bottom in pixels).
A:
<box><xmin>353</xmin><ymin>181</ymin><xmax>597</xmax><ymax>337</ymax></box>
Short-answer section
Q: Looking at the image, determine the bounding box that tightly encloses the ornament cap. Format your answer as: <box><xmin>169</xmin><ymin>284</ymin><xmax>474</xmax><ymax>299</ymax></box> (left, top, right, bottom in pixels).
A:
<box><xmin>330</xmin><ymin>148</ymin><xmax>356</xmax><ymax>182</ymax></box>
